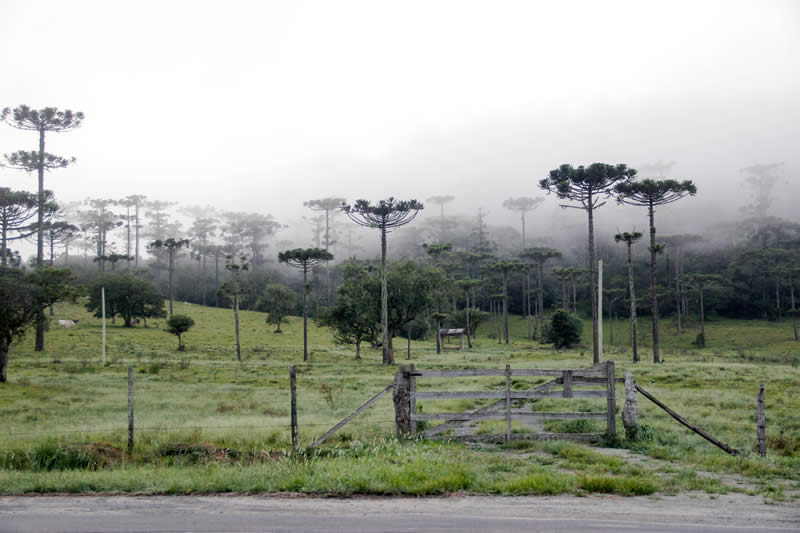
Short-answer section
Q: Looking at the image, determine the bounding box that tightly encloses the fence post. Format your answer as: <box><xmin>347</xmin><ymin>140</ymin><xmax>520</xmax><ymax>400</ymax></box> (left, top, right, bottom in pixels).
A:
<box><xmin>606</xmin><ymin>360</ymin><xmax>616</xmax><ymax>436</ymax></box>
<box><xmin>409</xmin><ymin>364</ymin><xmax>417</xmax><ymax>436</ymax></box>
<box><xmin>127</xmin><ymin>367</ymin><xmax>134</xmax><ymax>455</ymax></box>
<box><xmin>393</xmin><ymin>366</ymin><xmax>411</xmax><ymax>436</ymax></box>
<box><xmin>505</xmin><ymin>364</ymin><xmax>511</xmax><ymax>443</ymax></box>
<box><xmin>290</xmin><ymin>365</ymin><xmax>298</xmax><ymax>449</ymax></box>
<box><xmin>622</xmin><ymin>371</ymin><xmax>638</xmax><ymax>431</ymax></box>
<box><xmin>562</xmin><ymin>370</ymin><xmax>573</xmax><ymax>398</ymax></box>
<box><xmin>757</xmin><ymin>383</ymin><xmax>766</xmax><ymax>457</ymax></box>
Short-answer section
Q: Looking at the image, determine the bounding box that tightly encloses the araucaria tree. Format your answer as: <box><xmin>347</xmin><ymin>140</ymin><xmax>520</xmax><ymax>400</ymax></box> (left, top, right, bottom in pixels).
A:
<box><xmin>502</xmin><ymin>197</ymin><xmax>544</xmax><ymax>248</ymax></box>
<box><xmin>681</xmin><ymin>273</ymin><xmax>726</xmax><ymax>347</ymax></box>
<box><xmin>520</xmin><ymin>247</ymin><xmax>561</xmax><ymax>340</ymax></box>
<box><xmin>2</xmin><ymin>106</ymin><xmax>84</xmax><ymax>267</ymax></box>
<box><xmin>3</xmin><ymin>106</ymin><xmax>83</xmax><ymax>352</ymax></box>
<box><xmin>303</xmin><ymin>197</ymin><xmax>345</xmax><ymax>304</ymax></box>
<box><xmin>220</xmin><ymin>254</ymin><xmax>248</xmax><ymax>361</ymax></box>
<box><xmin>615</xmin><ymin>178</ymin><xmax>697</xmax><ymax>363</ymax></box>
<box><xmin>0</xmin><ymin>188</ymin><xmax>38</xmax><ymax>266</ymax></box>
<box><xmin>303</xmin><ymin>198</ymin><xmax>345</xmax><ymax>251</ymax></box>
<box><xmin>278</xmin><ymin>248</ymin><xmax>334</xmax><ymax>361</ymax></box>
<box><xmin>540</xmin><ymin>163</ymin><xmax>637</xmax><ymax>364</ymax></box>
<box><xmin>614</xmin><ymin>231</ymin><xmax>643</xmax><ymax>362</ymax></box>
<box><xmin>341</xmin><ymin>198</ymin><xmax>423</xmax><ymax>365</ymax></box>
<box><xmin>486</xmin><ymin>261</ymin><xmax>527</xmax><ymax>344</ymax></box>
<box><xmin>148</xmin><ymin>238</ymin><xmax>190</xmax><ymax>316</ymax></box>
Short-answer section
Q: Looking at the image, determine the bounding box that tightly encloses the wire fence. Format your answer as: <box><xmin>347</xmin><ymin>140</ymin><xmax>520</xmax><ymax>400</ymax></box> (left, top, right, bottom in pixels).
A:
<box><xmin>5</xmin><ymin>420</ymin><xmax>398</xmax><ymax>440</ymax></box>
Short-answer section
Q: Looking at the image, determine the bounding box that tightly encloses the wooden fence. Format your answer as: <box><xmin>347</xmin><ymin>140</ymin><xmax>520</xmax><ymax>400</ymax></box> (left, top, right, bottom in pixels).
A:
<box><xmin>394</xmin><ymin>361</ymin><xmax>617</xmax><ymax>443</ymax></box>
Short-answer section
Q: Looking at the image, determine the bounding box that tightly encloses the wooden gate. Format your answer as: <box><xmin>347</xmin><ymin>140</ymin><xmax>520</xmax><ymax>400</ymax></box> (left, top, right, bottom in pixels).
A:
<box><xmin>395</xmin><ymin>361</ymin><xmax>617</xmax><ymax>443</ymax></box>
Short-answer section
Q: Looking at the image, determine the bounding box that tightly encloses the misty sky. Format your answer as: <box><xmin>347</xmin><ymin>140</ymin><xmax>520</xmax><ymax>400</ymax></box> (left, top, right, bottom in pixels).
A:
<box><xmin>1</xmin><ymin>0</ymin><xmax>798</xmax><ymax>252</ymax></box>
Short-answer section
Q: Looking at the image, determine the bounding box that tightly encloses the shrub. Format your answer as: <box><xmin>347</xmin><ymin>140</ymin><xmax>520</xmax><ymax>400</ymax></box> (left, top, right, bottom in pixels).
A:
<box><xmin>166</xmin><ymin>314</ymin><xmax>195</xmax><ymax>351</ymax></box>
<box><xmin>543</xmin><ymin>309</ymin><xmax>582</xmax><ymax>348</ymax></box>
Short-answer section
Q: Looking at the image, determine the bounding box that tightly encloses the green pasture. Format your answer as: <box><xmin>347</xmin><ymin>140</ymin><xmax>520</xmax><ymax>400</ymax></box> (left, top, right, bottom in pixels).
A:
<box><xmin>0</xmin><ymin>300</ymin><xmax>798</xmax><ymax>498</ymax></box>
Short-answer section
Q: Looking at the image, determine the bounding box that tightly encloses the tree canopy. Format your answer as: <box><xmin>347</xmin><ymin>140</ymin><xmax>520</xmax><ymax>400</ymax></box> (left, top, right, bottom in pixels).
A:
<box><xmin>86</xmin><ymin>273</ymin><xmax>166</xmax><ymax>327</ymax></box>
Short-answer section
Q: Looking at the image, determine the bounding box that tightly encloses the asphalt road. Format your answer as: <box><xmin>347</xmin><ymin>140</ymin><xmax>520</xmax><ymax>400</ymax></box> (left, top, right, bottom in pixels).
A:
<box><xmin>1</xmin><ymin>493</ymin><xmax>798</xmax><ymax>532</ymax></box>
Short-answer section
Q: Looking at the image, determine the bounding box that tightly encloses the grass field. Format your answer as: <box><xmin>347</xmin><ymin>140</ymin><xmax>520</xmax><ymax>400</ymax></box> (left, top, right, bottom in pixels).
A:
<box><xmin>1</xmin><ymin>300</ymin><xmax>798</xmax><ymax>498</ymax></box>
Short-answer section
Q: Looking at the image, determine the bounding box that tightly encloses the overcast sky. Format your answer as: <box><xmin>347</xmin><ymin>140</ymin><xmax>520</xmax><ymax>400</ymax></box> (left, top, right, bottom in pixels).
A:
<box><xmin>1</xmin><ymin>0</ymin><xmax>798</xmax><ymax>250</ymax></box>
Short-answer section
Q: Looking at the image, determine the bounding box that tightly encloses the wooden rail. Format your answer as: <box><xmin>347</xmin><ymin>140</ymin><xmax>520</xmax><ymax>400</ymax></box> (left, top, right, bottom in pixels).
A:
<box><xmin>635</xmin><ymin>384</ymin><xmax>739</xmax><ymax>456</ymax></box>
<box><xmin>413</xmin><ymin>411</ymin><xmax>607</xmax><ymax>421</ymax></box>
<box><xmin>405</xmin><ymin>362</ymin><xmax>617</xmax><ymax>443</ymax></box>
<box><xmin>412</xmin><ymin>390</ymin><xmax>606</xmax><ymax>400</ymax></box>
<box><xmin>309</xmin><ymin>384</ymin><xmax>394</xmax><ymax>449</ymax></box>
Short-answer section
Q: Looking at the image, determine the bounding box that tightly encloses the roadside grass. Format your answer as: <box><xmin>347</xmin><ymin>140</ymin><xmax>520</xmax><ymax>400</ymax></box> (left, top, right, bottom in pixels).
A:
<box><xmin>1</xmin><ymin>300</ymin><xmax>798</xmax><ymax>498</ymax></box>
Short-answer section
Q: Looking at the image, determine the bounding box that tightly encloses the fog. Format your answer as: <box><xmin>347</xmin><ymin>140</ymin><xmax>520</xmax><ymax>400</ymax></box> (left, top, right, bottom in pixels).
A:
<box><xmin>2</xmin><ymin>0</ymin><xmax>798</xmax><ymax>259</ymax></box>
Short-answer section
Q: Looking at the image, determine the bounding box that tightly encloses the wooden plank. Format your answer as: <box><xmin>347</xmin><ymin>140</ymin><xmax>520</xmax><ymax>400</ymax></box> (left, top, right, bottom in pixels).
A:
<box><xmin>413</xmin><ymin>369</ymin><xmax>506</xmax><ymax>378</ymax></box>
<box><xmin>290</xmin><ymin>365</ymin><xmax>297</xmax><ymax>448</ymax></box>
<box><xmin>413</xmin><ymin>411</ymin><xmax>607</xmax><ymax>421</ymax></box>
<box><xmin>413</xmin><ymin>367</ymin><xmax>608</xmax><ymax>379</ymax></box>
<box><xmin>606</xmin><ymin>361</ymin><xmax>616</xmax><ymax>436</ymax></box>
<box><xmin>513</xmin><ymin>390</ymin><xmax>605</xmax><ymax>399</ymax></box>
<box><xmin>409</xmin><ymin>364</ymin><xmax>416</xmax><ymax>437</ymax></box>
<box><xmin>436</xmin><ymin>433</ymin><xmax>604</xmax><ymax>443</ymax></box>
<box><xmin>757</xmin><ymin>383</ymin><xmax>766</xmax><ymax>457</ymax></box>
<box><xmin>559</xmin><ymin>376</ymin><xmax>623</xmax><ymax>385</ymax></box>
<box><xmin>636</xmin><ymin>384</ymin><xmax>740</xmax><ymax>455</ymax></box>
<box><xmin>562</xmin><ymin>370</ymin><xmax>572</xmax><ymax>398</ymax></box>
<box><xmin>412</xmin><ymin>391</ymin><xmax>506</xmax><ymax>399</ymax></box>
<box><xmin>505</xmin><ymin>364</ymin><xmax>512</xmax><ymax>443</ymax></box>
<box><xmin>412</xmin><ymin>389</ymin><xmax>606</xmax><ymax>400</ymax></box>
<box><xmin>127</xmin><ymin>367</ymin><xmax>134</xmax><ymax>455</ymax></box>
<box><xmin>417</xmin><ymin>362</ymin><xmax>606</xmax><ymax>438</ymax></box>
<box><xmin>622</xmin><ymin>371</ymin><xmax>638</xmax><ymax>430</ymax></box>
<box><xmin>310</xmin><ymin>384</ymin><xmax>394</xmax><ymax>448</ymax></box>
<box><xmin>512</xmin><ymin>369</ymin><xmax>604</xmax><ymax>377</ymax></box>
<box><xmin>420</xmin><ymin>377</ymin><xmax>559</xmax><ymax>437</ymax></box>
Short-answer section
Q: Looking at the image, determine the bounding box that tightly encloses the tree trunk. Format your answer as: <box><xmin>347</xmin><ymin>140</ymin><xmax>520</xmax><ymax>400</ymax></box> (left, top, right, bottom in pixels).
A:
<box><xmin>503</xmin><ymin>274</ymin><xmax>509</xmax><ymax>344</ymax></box>
<box><xmin>538</xmin><ymin>262</ymin><xmax>545</xmax><ymax>340</ymax></box>
<box><xmin>234</xmin><ymin>294</ymin><xmax>241</xmax><ymax>361</ymax></box>
<box><xmin>587</xmin><ymin>200</ymin><xmax>600</xmax><ymax>363</ymax></box>
<box><xmin>34</xmin><ymin>311</ymin><xmax>45</xmax><ymax>351</ymax></box>
<box><xmin>572</xmin><ymin>280</ymin><xmax>577</xmax><ymax>313</ymax></box>
<box><xmin>380</xmin><ymin>225</ymin><xmax>393</xmax><ymax>364</ymax></box>
<box><xmin>406</xmin><ymin>326</ymin><xmax>411</xmax><ymax>359</ymax></box>
<box><xmin>792</xmin><ymin>279</ymin><xmax>798</xmax><ymax>341</ymax></box>
<box><xmin>126</xmin><ymin>206</ymin><xmax>131</xmax><ymax>267</ymax></box>
<box><xmin>168</xmin><ymin>251</ymin><xmax>175</xmax><ymax>317</ymax></box>
<box><xmin>36</xmin><ymin>128</ymin><xmax>45</xmax><ymax>266</ymax></box>
<box><xmin>526</xmin><ymin>271</ymin><xmax>531</xmax><ymax>341</ymax></box>
<box><xmin>648</xmin><ymin>203</ymin><xmax>661</xmax><ymax>364</ymax></box>
<box><xmin>34</xmin><ymin>129</ymin><xmax>46</xmax><ymax>352</ymax></box>
<box><xmin>134</xmin><ymin>204</ymin><xmax>140</xmax><ymax>267</ymax></box>
<box><xmin>356</xmin><ymin>338</ymin><xmax>361</xmax><ymax>360</ymax></box>
<box><xmin>627</xmin><ymin>242</ymin><xmax>639</xmax><ymax>363</ymax></box>
<box><xmin>465</xmin><ymin>291</ymin><xmax>472</xmax><ymax>348</ymax></box>
<box><xmin>0</xmin><ymin>339</ymin><xmax>8</xmax><ymax>383</ymax></box>
<box><xmin>608</xmin><ymin>301</ymin><xmax>613</xmax><ymax>345</ymax></box>
<box><xmin>1</xmin><ymin>223</ymin><xmax>7</xmax><ymax>266</ymax></box>
<box><xmin>676</xmin><ymin>249</ymin><xmax>682</xmax><ymax>336</ymax></box>
<box><xmin>215</xmin><ymin>254</ymin><xmax>220</xmax><ymax>307</ymax></box>
<box><xmin>436</xmin><ymin>319</ymin><xmax>441</xmax><ymax>354</ymax></box>
<box><xmin>699</xmin><ymin>288</ymin><xmax>706</xmax><ymax>344</ymax></box>
<box><xmin>303</xmin><ymin>266</ymin><xmax>309</xmax><ymax>361</ymax></box>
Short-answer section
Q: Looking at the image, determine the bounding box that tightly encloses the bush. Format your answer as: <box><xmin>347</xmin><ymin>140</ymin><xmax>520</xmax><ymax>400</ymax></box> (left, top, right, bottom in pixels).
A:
<box><xmin>543</xmin><ymin>309</ymin><xmax>582</xmax><ymax>348</ymax></box>
<box><xmin>166</xmin><ymin>314</ymin><xmax>195</xmax><ymax>351</ymax></box>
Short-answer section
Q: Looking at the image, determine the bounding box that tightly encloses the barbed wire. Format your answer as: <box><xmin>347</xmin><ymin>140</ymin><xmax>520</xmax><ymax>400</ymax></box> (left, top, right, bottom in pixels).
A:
<box><xmin>4</xmin><ymin>420</ymin><xmax>398</xmax><ymax>440</ymax></box>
